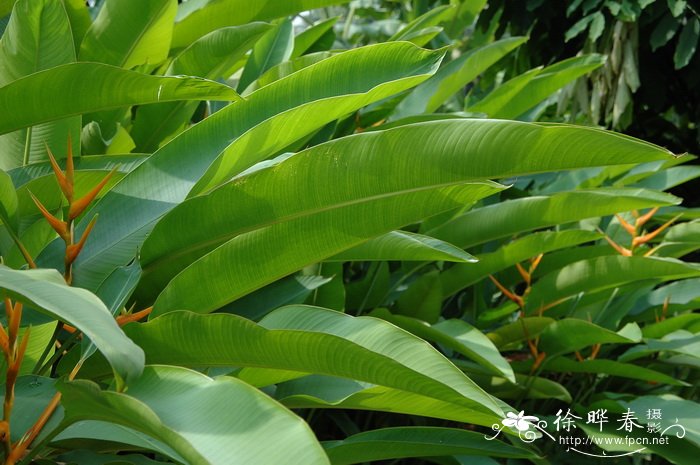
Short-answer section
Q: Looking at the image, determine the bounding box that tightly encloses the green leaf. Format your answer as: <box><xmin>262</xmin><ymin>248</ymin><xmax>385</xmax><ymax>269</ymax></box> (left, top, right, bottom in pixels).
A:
<box><xmin>292</xmin><ymin>16</ymin><xmax>338</xmax><ymax>58</ymax></box>
<box><xmin>0</xmin><ymin>0</ymin><xmax>79</xmax><ymax>171</ymax></box>
<box><xmin>223</xmin><ymin>274</ymin><xmax>332</xmax><ymax>321</ymax></box>
<box><xmin>249</xmin><ymin>51</ymin><xmax>336</xmax><ymax>91</ymax></box>
<box><xmin>619</xmin><ymin>330</ymin><xmax>700</xmax><ymax>362</ymax></box>
<box><xmin>389</xmin><ymin>5</ymin><xmax>455</xmax><ymax>42</ymax></box>
<box><xmin>428</xmin><ymin>188</ymin><xmax>679</xmax><ymax>249</ymax></box>
<box><xmin>6</xmin><ymin>376</ymin><xmax>62</xmax><ymax>443</ymax></box>
<box><xmin>131</xmin><ymin>22</ymin><xmax>271</xmax><ymax>151</ymax></box>
<box><xmin>589</xmin><ymin>11</ymin><xmax>606</xmax><ymax>42</ymax></box>
<box><xmin>370</xmin><ymin>309</ymin><xmax>515</xmax><ymax>382</ymax></box>
<box><xmin>668</xmin><ymin>0</ymin><xmax>687</xmax><ymax>17</ymax></box>
<box><xmin>398</xmin><ymin>26</ymin><xmax>444</xmax><ymax>47</ymax></box>
<box><xmin>439</xmin><ymin>230</ymin><xmax>601</xmax><ymax>298</ymax></box>
<box><xmin>526</xmin><ymin>256</ymin><xmax>700</xmax><ymax>313</ymax></box>
<box><xmin>238</xmin><ymin>19</ymin><xmax>294</xmax><ymax>93</ymax></box>
<box><xmin>624</xmin><ymin>394</ymin><xmax>700</xmax><ymax>447</ymax></box>
<box><xmin>0</xmin><ymin>63</ymin><xmax>240</xmax><ymax>135</ymax></box>
<box><xmin>540</xmin><ymin>357</ymin><xmax>688</xmax><ymax>386</ymax></box>
<box><xmin>651</xmin><ymin>12</ymin><xmax>681</xmax><ymax>51</ymax></box>
<box><xmin>54</xmin><ymin>421</ymin><xmax>183</xmax><ymax>461</ymax></box>
<box><xmin>465</xmin><ymin>66</ymin><xmax>543</xmax><ymax>116</ymax></box>
<box><xmin>8</xmin><ymin>154</ymin><xmax>149</xmax><ymax>188</ymax></box>
<box><xmin>322</xmin><ymin>427</ymin><xmax>535</xmax><ymax>465</ymax></box>
<box><xmin>0</xmin><ymin>266</ymin><xmax>144</xmax><ymax>387</ymax></box>
<box><xmin>328</xmin><ymin>230</ymin><xmax>477</xmax><ymax>262</ymax></box>
<box><xmin>674</xmin><ymin>17</ymin><xmax>699</xmax><ymax>69</ymax></box>
<box><xmin>57</xmin><ymin>365</ymin><xmax>330</xmax><ymax>465</ymax></box>
<box><xmin>79</xmin><ymin>0</ymin><xmax>177</xmax><ymax>68</ymax></box>
<box><xmin>56</xmin><ymin>450</ymin><xmax>172</xmax><ymax>465</ymax></box>
<box><xmin>392</xmin><ymin>37</ymin><xmax>527</xmax><ymax>118</ymax></box>
<box><xmin>631</xmin><ymin>165</ymin><xmax>700</xmax><ymax>191</ymax></box>
<box><xmin>0</xmin><ymin>168</ymin><xmax>18</xmax><ymax>230</ymax></box>
<box><xmin>61</xmin><ymin>0</ymin><xmax>92</xmax><ymax>50</ymax></box>
<box><xmin>0</xmin><ymin>322</ymin><xmax>55</xmax><ymax>379</ymax></box>
<box><xmin>2</xmin><ymin>217</ymin><xmax>56</xmax><ymax>268</ymax></box>
<box><xmin>565</xmin><ymin>14</ymin><xmax>594</xmax><ymax>42</ymax></box>
<box><xmin>150</xmin><ymin>122</ymin><xmax>674</xmax><ymax>316</ymax></box>
<box><xmin>395</xmin><ymin>271</ymin><xmax>444</xmax><ymax>322</ymax></box>
<box><xmin>537</xmin><ymin>318</ymin><xmax>641</xmax><ymax>356</ymax></box>
<box><xmin>469</xmin><ymin>55</ymin><xmax>605</xmax><ymax>119</ymax></box>
<box><xmin>487</xmin><ymin>317</ymin><xmax>555</xmax><ymax>349</ymax></box>
<box><xmin>468</xmin><ymin>371</ymin><xmax>572</xmax><ymax>402</ymax></box>
<box><xmin>172</xmin><ymin>0</ymin><xmax>350</xmax><ymax>49</ymax></box>
<box><xmin>52</xmin><ymin>42</ymin><xmax>444</xmax><ymax>292</ymax></box>
<box><xmin>118</xmin><ymin>307</ymin><xmax>505</xmax><ymax>423</ymax></box>
<box><xmin>275</xmin><ymin>375</ymin><xmax>503</xmax><ymax>426</ymax></box>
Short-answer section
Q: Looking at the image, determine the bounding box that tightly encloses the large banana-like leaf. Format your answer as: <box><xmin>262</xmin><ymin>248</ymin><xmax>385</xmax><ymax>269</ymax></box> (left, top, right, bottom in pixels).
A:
<box><xmin>526</xmin><ymin>256</ymin><xmax>700</xmax><ymax>313</ymax></box>
<box><xmin>79</xmin><ymin>0</ymin><xmax>176</xmax><ymax>68</ymax></box>
<box><xmin>0</xmin><ymin>266</ymin><xmax>144</xmax><ymax>387</ymax></box>
<box><xmin>292</xmin><ymin>16</ymin><xmax>338</xmax><ymax>58</ymax></box>
<box><xmin>44</xmin><ymin>43</ymin><xmax>444</xmax><ymax>291</ymax></box>
<box><xmin>0</xmin><ymin>63</ymin><xmax>240</xmax><ymax>135</ymax></box>
<box><xmin>57</xmin><ymin>365</ymin><xmax>330</xmax><ymax>465</ymax></box>
<box><xmin>427</xmin><ymin>188</ymin><xmax>680</xmax><ymax>249</ymax></box>
<box><xmin>328</xmin><ymin>230</ymin><xmax>476</xmax><ymax>262</ymax></box>
<box><xmin>237</xmin><ymin>19</ymin><xmax>293</xmax><ymax>93</ymax></box>
<box><xmin>149</xmin><ymin>120</ymin><xmax>674</xmax><ymax>315</ymax></box>
<box><xmin>114</xmin><ymin>307</ymin><xmax>505</xmax><ymax>423</ymax></box>
<box><xmin>131</xmin><ymin>22</ymin><xmax>271</xmax><ymax>151</ymax></box>
<box><xmin>322</xmin><ymin>427</ymin><xmax>535</xmax><ymax>465</ymax></box>
<box><xmin>172</xmin><ymin>0</ymin><xmax>351</xmax><ymax>48</ymax></box>
<box><xmin>0</xmin><ymin>0</ymin><xmax>79</xmax><ymax>170</ymax></box>
<box><xmin>439</xmin><ymin>230</ymin><xmax>602</xmax><ymax>297</ymax></box>
<box><xmin>392</xmin><ymin>37</ymin><xmax>527</xmax><ymax>119</ymax></box>
<box><xmin>275</xmin><ymin>375</ymin><xmax>506</xmax><ymax>426</ymax></box>
<box><xmin>370</xmin><ymin>308</ymin><xmax>515</xmax><ymax>382</ymax></box>
<box><xmin>467</xmin><ymin>54</ymin><xmax>605</xmax><ymax>119</ymax></box>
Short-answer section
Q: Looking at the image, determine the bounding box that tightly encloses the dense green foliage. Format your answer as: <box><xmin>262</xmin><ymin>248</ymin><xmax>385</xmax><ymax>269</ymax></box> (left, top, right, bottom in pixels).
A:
<box><xmin>0</xmin><ymin>1</ymin><xmax>698</xmax><ymax>464</ymax></box>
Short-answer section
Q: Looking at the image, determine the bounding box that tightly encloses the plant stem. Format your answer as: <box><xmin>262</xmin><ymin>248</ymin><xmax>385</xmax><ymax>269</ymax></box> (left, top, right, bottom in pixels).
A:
<box><xmin>6</xmin><ymin>361</ymin><xmax>82</xmax><ymax>465</ymax></box>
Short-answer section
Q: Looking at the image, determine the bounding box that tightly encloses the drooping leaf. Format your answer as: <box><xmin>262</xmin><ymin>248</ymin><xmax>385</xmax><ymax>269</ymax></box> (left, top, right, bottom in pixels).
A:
<box><xmin>51</xmin><ymin>43</ymin><xmax>445</xmax><ymax>291</ymax></box>
<box><xmin>388</xmin><ymin>5</ymin><xmax>455</xmax><ymax>42</ymax></box>
<box><xmin>0</xmin><ymin>266</ymin><xmax>144</xmax><ymax>387</ymax></box>
<box><xmin>150</xmin><ymin>121</ymin><xmax>673</xmax><ymax>315</ymax></box>
<box><xmin>539</xmin><ymin>357</ymin><xmax>688</xmax><ymax>386</ymax></box>
<box><xmin>536</xmin><ymin>318</ymin><xmax>641</xmax><ymax>356</ymax></box>
<box><xmin>467</xmin><ymin>55</ymin><xmax>605</xmax><ymax>119</ymax></box>
<box><xmin>322</xmin><ymin>427</ymin><xmax>535</xmax><ymax>465</ymax></box>
<box><xmin>172</xmin><ymin>0</ymin><xmax>351</xmax><ymax>48</ymax></box>
<box><xmin>131</xmin><ymin>22</ymin><xmax>271</xmax><ymax>151</ymax></box>
<box><xmin>57</xmin><ymin>365</ymin><xmax>330</xmax><ymax>465</ymax></box>
<box><xmin>526</xmin><ymin>256</ymin><xmax>700</xmax><ymax>313</ymax></box>
<box><xmin>392</xmin><ymin>37</ymin><xmax>527</xmax><ymax>118</ymax></box>
<box><xmin>428</xmin><ymin>188</ymin><xmax>680</xmax><ymax>249</ymax></box>
<box><xmin>292</xmin><ymin>16</ymin><xmax>338</xmax><ymax>58</ymax></box>
<box><xmin>439</xmin><ymin>230</ymin><xmax>601</xmax><ymax>298</ymax></box>
<box><xmin>276</xmin><ymin>375</ymin><xmax>503</xmax><ymax>426</ymax></box>
<box><xmin>0</xmin><ymin>63</ymin><xmax>240</xmax><ymax>135</ymax></box>
<box><xmin>115</xmin><ymin>307</ymin><xmax>506</xmax><ymax>424</ymax></box>
<box><xmin>328</xmin><ymin>230</ymin><xmax>477</xmax><ymax>263</ymax></box>
<box><xmin>370</xmin><ymin>309</ymin><xmax>515</xmax><ymax>382</ymax></box>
